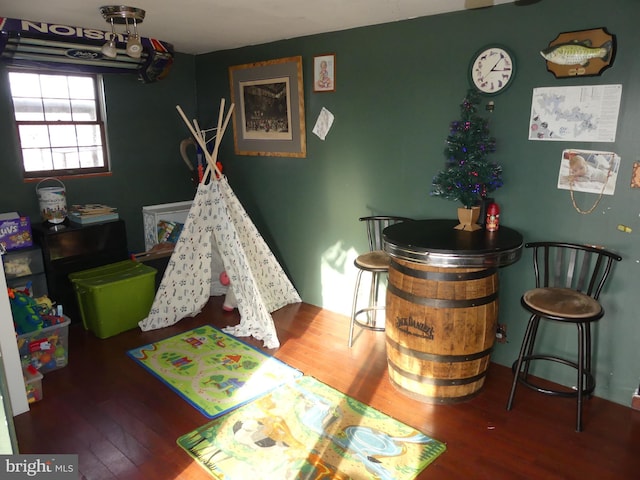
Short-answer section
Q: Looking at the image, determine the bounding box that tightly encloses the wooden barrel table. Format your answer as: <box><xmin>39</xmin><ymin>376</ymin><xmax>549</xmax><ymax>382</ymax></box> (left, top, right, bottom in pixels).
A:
<box><xmin>383</xmin><ymin>219</ymin><xmax>523</xmax><ymax>404</ymax></box>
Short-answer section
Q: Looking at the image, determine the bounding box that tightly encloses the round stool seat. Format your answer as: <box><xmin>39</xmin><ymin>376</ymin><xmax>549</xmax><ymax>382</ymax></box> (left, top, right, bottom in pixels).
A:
<box><xmin>349</xmin><ymin>216</ymin><xmax>413</xmax><ymax>348</ymax></box>
<box><xmin>354</xmin><ymin>250</ymin><xmax>390</xmax><ymax>271</ymax></box>
<box><xmin>522</xmin><ymin>287</ymin><xmax>602</xmax><ymax>319</ymax></box>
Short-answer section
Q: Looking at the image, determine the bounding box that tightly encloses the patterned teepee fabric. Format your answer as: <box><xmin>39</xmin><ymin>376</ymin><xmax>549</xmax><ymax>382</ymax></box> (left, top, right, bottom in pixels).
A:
<box><xmin>138</xmin><ymin>176</ymin><xmax>301</xmax><ymax>348</ymax></box>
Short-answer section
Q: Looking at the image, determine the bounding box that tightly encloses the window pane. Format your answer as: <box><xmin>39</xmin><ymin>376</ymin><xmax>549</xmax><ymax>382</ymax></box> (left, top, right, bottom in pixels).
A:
<box><xmin>40</xmin><ymin>75</ymin><xmax>69</xmax><ymax>99</ymax></box>
<box><xmin>49</xmin><ymin>124</ymin><xmax>78</xmax><ymax>148</ymax></box>
<box><xmin>18</xmin><ymin>125</ymin><xmax>51</xmax><ymax>148</ymax></box>
<box><xmin>8</xmin><ymin>72</ymin><xmax>42</xmax><ymax>98</ymax></box>
<box><xmin>12</xmin><ymin>97</ymin><xmax>44</xmax><ymax>121</ymax></box>
<box><xmin>76</xmin><ymin>125</ymin><xmax>101</xmax><ymax>146</ymax></box>
<box><xmin>79</xmin><ymin>147</ymin><xmax>104</xmax><ymax>168</ymax></box>
<box><xmin>52</xmin><ymin>148</ymin><xmax>80</xmax><ymax>169</ymax></box>
<box><xmin>43</xmin><ymin>98</ymin><xmax>72</xmax><ymax>121</ymax></box>
<box><xmin>71</xmin><ymin>100</ymin><xmax>97</xmax><ymax>121</ymax></box>
<box><xmin>68</xmin><ymin>77</ymin><xmax>95</xmax><ymax>100</ymax></box>
<box><xmin>23</xmin><ymin>148</ymin><xmax>53</xmax><ymax>172</ymax></box>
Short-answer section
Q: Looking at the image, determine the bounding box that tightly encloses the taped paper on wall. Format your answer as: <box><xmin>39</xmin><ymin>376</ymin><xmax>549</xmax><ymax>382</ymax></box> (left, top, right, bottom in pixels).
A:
<box><xmin>557</xmin><ymin>149</ymin><xmax>620</xmax><ymax>195</ymax></box>
<box><xmin>313</xmin><ymin>107</ymin><xmax>334</xmax><ymax>140</ymax></box>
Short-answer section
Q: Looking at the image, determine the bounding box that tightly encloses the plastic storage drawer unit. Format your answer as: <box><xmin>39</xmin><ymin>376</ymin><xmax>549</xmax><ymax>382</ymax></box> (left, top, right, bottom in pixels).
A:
<box><xmin>3</xmin><ymin>246</ymin><xmax>48</xmax><ymax>298</ymax></box>
<box><xmin>69</xmin><ymin>260</ymin><xmax>157</xmax><ymax>339</ymax></box>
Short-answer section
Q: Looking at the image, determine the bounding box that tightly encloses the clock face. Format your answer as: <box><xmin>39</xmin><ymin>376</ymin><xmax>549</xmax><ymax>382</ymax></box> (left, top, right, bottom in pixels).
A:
<box><xmin>470</xmin><ymin>46</ymin><xmax>515</xmax><ymax>95</ymax></box>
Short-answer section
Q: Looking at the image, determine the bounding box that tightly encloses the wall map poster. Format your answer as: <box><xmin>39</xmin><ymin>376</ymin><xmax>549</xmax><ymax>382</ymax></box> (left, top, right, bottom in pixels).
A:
<box><xmin>528</xmin><ymin>84</ymin><xmax>622</xmax><ymax>142</ymax></box>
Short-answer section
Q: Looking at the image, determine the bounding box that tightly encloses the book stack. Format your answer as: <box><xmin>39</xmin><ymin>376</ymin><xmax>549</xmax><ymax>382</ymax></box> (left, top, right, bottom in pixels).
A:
<box><xmin>157</xmin><ymin>220</ymin><xmax>184</xmax><ymax>244</ymax></box>
<box><xmin>68</xmin><ymin>204</ymin><xmax>119</xmax><ymax>225</ymax></box>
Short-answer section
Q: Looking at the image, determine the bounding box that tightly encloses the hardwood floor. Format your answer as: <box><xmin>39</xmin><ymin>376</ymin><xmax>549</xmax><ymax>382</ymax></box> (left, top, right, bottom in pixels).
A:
<box><xmin>13</xmin><ymin>296</ymin><xmax>640</xmax><ymax>479</ymax></box>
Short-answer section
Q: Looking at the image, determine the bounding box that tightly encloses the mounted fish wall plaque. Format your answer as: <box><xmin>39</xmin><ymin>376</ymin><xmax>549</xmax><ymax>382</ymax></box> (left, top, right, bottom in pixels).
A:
<box><xmin>541</xmin><ymin>27</ymin><xmax>615</xmax><ymax>78</ymax></box>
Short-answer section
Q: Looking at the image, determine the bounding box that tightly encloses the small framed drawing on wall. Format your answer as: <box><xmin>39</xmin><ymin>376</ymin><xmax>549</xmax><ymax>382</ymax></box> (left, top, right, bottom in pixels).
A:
<box><xmin>313</xmin><ymin>54</ymin><xmax>336</xmax><ymax>93</ymax></box>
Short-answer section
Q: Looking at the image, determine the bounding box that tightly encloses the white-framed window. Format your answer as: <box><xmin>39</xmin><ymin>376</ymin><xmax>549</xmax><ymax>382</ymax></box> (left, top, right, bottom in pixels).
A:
<box><xmin>8</xmin><ymin>70</ymin><xmax>109</xmax><ymax>178</ymax></box>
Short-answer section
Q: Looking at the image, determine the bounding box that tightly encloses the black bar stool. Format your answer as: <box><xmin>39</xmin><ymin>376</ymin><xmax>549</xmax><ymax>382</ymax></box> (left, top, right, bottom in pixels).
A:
<box><xmin>506</xmin><ymin>241</ymin><xmax>621</xmax><ymax>431</ymax></box>
<box><xmin>348</xmin><ymin>216</ymin><xmax>412</xmax><ymax>347</ymax></box>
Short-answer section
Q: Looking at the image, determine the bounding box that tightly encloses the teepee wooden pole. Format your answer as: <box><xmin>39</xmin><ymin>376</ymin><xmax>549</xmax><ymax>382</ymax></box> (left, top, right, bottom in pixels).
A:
<box><xmin>210</xmin><ymin>101</ymin><xmax>235</xmax><ymax>173</ymax></box>
<box><xmin>176</xmin><ymin>105</ymin><xmax>206</xmax><ymax>152</ymax></box>
<box><xmin>176</xmin><ymin>104</ymin><xmax>223</xmax><ymax>180</ymax></box>
<box><xmin>206</xmin><ymin>99</ymin><xmax>226</xmax><ymax>176</ymax></box>
<box><xmin>176</xmin><ymin>99</ymin><xmax>234</xmax><ymax>182</ymax></box>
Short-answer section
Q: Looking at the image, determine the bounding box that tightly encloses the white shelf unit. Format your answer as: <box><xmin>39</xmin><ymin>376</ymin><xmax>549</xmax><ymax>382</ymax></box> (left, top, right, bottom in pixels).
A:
<box><xmin>142</xmin><ymin>200</ymin><xmax>193</xmax><ymax>251</ymax></box>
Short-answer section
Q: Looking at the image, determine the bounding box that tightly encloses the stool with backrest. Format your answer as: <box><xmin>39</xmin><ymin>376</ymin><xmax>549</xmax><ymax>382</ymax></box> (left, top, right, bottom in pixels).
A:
<box><xmin>348</xmin><ymin>216</ymin><xmax>412</xmax><ymax>347</ymax></box>
<box><xmin>506</xmin><ymin>241</ymin><xmax>622</xmax><ymax>431</ymax></box>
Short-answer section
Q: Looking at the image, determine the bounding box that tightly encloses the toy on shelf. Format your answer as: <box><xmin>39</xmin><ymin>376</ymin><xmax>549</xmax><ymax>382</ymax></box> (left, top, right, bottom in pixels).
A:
<box><xmin>9</xmin><ymin>288</ymin><xmax>65</xmax><ymax>334</ymax></box>
<box><xmin>25</xmin><ymin>330</ymin><xmax>63</xmax><ymax>371</ymax></box>
<box><xmin>9</xmin><ymin>288</ymin><xmax>43</xmax><ymax>335</ymax></box>
<box><xmin>39</xmin><ymin>296</ymin><xmax>65</xmax><ymax>326</ymax></box>
<box><xmin>219</xmin><ymin>271</ymin><xmax>237</xmax><ymax>312</ymax></box>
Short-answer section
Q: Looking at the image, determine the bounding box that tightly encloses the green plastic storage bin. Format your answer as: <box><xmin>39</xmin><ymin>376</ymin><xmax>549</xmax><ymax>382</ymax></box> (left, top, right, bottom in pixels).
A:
<box><xmin>69</xmin><ymin>260</ymin><xmax>157</xmax><ymax>339</ymax></box>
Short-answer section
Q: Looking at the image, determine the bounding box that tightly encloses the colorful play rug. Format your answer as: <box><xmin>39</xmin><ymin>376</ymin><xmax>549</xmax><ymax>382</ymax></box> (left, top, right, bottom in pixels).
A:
<box><xmin>177</xmin><ymin>376</ymin><xmax>446</xmax><ymax>479</ymax></box>
<box><xmin>128</xmin><ymin>325</ymin><xmax>301</xmax><ymax>418</ymax></box>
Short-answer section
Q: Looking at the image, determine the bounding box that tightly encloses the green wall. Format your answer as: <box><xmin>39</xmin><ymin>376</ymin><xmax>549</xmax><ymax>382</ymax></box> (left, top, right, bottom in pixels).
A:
<box><xmin>0</xmin><ymin>0</ymin><xmax>638</xmax><ymax>408</ymax></box>
<box><xmin>194</xmin><ymin>0</ymin><xmax>639</xmax><ymax>407</ymax></box>
<box><xmin>0</xmin><ymin>52</ymin><xmax>198</xmax><ymax>253</ymax></box>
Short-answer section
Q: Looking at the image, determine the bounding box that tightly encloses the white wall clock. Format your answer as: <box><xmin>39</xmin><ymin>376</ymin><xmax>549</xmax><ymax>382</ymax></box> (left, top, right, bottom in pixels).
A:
<box><xmin>469</xmin><ymin>45</ymin><xmax>516</xmax><ymax>95</ymax></box>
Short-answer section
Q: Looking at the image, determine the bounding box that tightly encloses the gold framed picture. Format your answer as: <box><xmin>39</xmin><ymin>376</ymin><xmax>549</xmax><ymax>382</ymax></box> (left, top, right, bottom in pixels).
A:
<box><xmin>229</xmin><ymin>56</ymin><xmax>306</xmax><ymax>157</ymax></box>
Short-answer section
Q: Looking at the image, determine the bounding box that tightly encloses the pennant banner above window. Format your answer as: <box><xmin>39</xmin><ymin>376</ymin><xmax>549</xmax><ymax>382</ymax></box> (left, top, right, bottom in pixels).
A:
<box><xmin>0</xmin><ymin>16</ymin><xmax>173</xmax><ymax>83</ymax></box>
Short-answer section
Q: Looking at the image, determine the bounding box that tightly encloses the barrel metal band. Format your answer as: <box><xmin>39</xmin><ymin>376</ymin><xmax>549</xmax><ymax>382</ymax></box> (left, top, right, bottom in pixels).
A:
<box><xmin>389</xmin><ymin>378</ymin><xmax>483</xmax><ymax>404</ymax></box>
<box><xmin>386</xmin><ymin>336</ymin><xmax>493</xmax><ymax>363</ymax></box>
<box><xmin>390</xmin><ymin>259</ymin><xmax>497</xmax><ymax>281</ymax></box>
<box><xmin>387</xmin><ymin>282</ymin><xmax>498</xmax><ymax>308</ymax></box>
<box><xmin>387</xmin><ymin>359</ymin><xmax>488</xmax><ymax>386</ymax></box>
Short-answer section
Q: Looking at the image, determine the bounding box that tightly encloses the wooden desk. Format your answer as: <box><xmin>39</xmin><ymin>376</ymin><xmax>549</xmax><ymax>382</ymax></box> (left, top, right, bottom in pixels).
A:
<box><xmin>382</xmin><ymin>219</ymin><xmax>523</xmax><ymax>404</ymax></box>
<box><xmin>32</xmin><ymin>220</ymin><xmax>129</xmax><ymax>324</ymax></box>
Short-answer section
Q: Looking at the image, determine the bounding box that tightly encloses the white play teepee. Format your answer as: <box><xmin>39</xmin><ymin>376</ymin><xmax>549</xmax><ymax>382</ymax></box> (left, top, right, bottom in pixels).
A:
<box><xmin>138</xmin><ymin>99</ymin><xmax>301</xmax><ymax>348</ymax></box>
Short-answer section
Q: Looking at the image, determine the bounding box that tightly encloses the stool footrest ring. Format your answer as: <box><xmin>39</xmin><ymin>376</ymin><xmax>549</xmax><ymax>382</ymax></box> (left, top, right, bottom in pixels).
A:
<box><xmin>512</xmin><ymin>355</ymin><xmax>595</xmax><ymax>398</ymax></box>
<box><xmin>353</xmin><ymin>306</ymin><xmax>386</xmax><ymax>332</ymax></box>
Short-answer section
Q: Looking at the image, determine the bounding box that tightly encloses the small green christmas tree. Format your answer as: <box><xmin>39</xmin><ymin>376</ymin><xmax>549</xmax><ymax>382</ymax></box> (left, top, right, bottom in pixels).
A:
<box><xmin>430</xmin><ymin>89</ymin><xmax>503</xmax><ymax>208</ymax></box>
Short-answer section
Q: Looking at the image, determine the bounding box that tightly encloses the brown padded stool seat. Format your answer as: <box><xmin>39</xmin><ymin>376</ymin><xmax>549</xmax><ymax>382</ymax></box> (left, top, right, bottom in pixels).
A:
<box><xmin>354</xmin><ymin>250</ymin><xmax>391</xmax><ymax>270</ymax></box>
<box><xmin>523</xmin><ymin>287</ymin><xmax>602</xmax><ymax>319</ymax></box>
